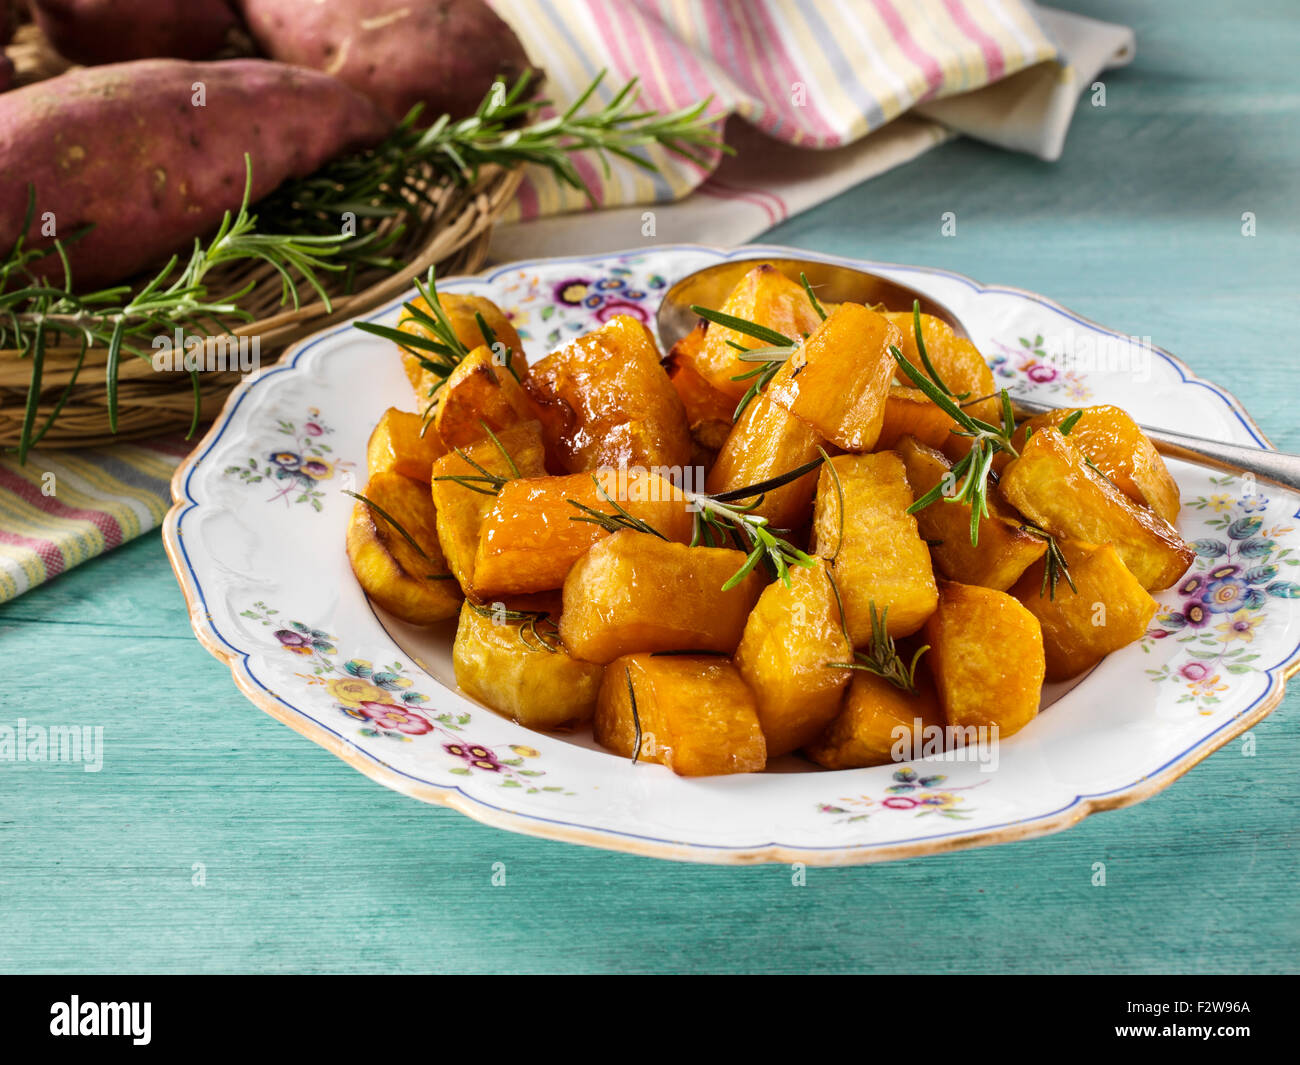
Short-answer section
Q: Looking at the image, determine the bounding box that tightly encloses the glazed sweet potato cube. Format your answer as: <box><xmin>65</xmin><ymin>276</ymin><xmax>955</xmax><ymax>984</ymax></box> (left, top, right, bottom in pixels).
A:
<box><xmin>398</xmin><ymin>292</ymin><xmax>524</xmax><ymax>406</ymax></box>
<box><xmin>594</xmin><ymin>653</ymin><xmax>766</xmax><ymax>775</ymax></box>
<box><xmin>367</xmin><ymin>407</ymin><xmax>447</xmax><ymax>481</ymax></box>
<box><xmin>705</xmin><ymin>394</ymin><xmax>824</xmax><ymax>533</ymax></box>
<box><xmin>430</xmin><ymin>421</ymin><xmax>547</xmax><ymax>592</ymax></box>
<box><xmin>924</xmin><ymin>581</ymin><xmax>1045</xmax><ymax>738</ymax></box>
<box><xmin>525</xmin><ymin>314</ymin><xmax>691</xmax><ymax>474</ymax></box>
<box><xmin>876</xmin><ymin>386</ymin><xmax>960</xmax><ymax>451</ymax></box>
<box><xmin>691</xmin><ymin>264</ymin><xmax>824</xmax><ymax>399</ymax></box>
<box><xmin>811</xmin><ymin>452</ymin><xmax>938</xmax><ymax>642</ymax></box>
<box><xmin>765</xmin><ymin>303</ymin><xmax>899</xmax><ymax>451</ymax></box>
<box><xmin>1010</xmin><ymin>539</ymin><xmax>1159</xmax><ymax>681</ymax></box>
<box><xmin>999</xmin><ymin>428</ymin><xmax>1194</xmax><ymax>590</ymax></box>
<box><xmin>433</xmin><ymin>344</ymin><xmax>537</xmax><ymax>450</ymax></box>
<box><xmin>346</xmin><ymin>471</ymin><xmax>462</xmax><ymax>624</ymax></box>
<box><xmin>452</xmin><ymin>600</ymin><xmax>603</xmax><ymax>730</ymax></box>
<box><xmin>1003</xmin><ymin>405</ymin><xmax>1181</xmax><ymax>524</ymax></box>
<box><xmin>896</xmin><ymin>435</ymin><xmax>1046</xmax><ymax>590</ymax></box>
<box><xmin>666</xmin><ymin>321</ymin><xmax>736</xmax><ymax>460</ymax></box>
<box><xmin>804</xmin><ymin>669</ymin><xmax>944</xmax><ymax>770</ymax></box>
<box><xmin>733</xmin><ymin>560</ymin><xmax>852</xmax><ymax>757</ymax></box>
<box><xmin>471</xmin><ymin>468</ymin><xmax>695</xmax><ymax>598</ymax></box>
<box><xmin>559</xmin><ymin>530</ymin><xmax>764</xmax><ymax>663</ymax></box>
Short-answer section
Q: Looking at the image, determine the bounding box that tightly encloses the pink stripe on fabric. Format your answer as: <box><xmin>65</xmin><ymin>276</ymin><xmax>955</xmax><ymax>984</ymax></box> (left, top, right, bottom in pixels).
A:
<box><xmin>707</xmin><ymin>176</ymin><xmax>788</xmax><ymax>221</ymax></box>
<box><xmin>943</xmin><ymin>0</ymin><xmax>1005</xmax><ymax>82</ymax></box>
<box><xmin>872</xmin><ymin>0</ymin><xmax>945</xmax><ymax>99</ymax></box>
<box><xmin>697</xmin><ymin>178</ymin><xmax>778</xmax><ymax>226</ymax></box>
<box><xmin>0</xmin><ymin>528</ymin><xmax>64</xmax><ymax>578</ymax></box>
<box><xmin>0</xmin><ymin>466</ymin><xmax>125</xmax><ymax>550</ymax></box>
<box><xmin>706</xmin><ymin>0</ymin><xmax>784</xmax><ymax>140</ymax></box>
<box><xmin>748</xmin><ymin>0</ymin><xmax>843</xmax><ymax>145</ymax></box>
<box><xmin>514</xmin><ymin>172</ymin><xmax>541</xmax><ymax>221</ymax></box>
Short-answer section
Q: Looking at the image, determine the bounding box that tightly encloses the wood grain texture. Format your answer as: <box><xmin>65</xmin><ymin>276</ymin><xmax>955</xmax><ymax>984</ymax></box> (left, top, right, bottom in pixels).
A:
<box><xmin>0</xmin><ymin>1</ymin><xmax>1296</xmax><ymax>973</ymax></box>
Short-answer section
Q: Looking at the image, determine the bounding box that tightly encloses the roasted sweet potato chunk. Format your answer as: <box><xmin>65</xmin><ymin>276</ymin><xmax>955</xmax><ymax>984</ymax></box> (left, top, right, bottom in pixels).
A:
<box><xmin>471</xmin><ymin>468</ymin><xmax>695</xmax><ymax>598</ymax></box>
<box><xmin>595</xmin><ymin>653</ymin><xmax>766</xmax><ymax>775</ymax></box>
<box><xmin>733</xmin><ymin>560</ymin><xmax>852</xmax><ymax>757</ymax></box>
<box><xmin>398</xmin><ymin>292</ymin><xmax>523</xmax><ymax>406</ymax></box>
<box><xmin>705</xmin><ymin>394</ymin><xmax>824</xmax><ymax>533</ymax></box>
<box><xmin>896</xmin><ymin>435</ymin><xmax>1046</xmax><ymax>590</ymax></box>
<box><xmin>804</xmin><ymin>670</ymin><xmax>943</xmax><ymax>770</ymax></box>
<box><xmin>367</xmin><ymin>407</ymin><xmax>447</xmax><ymax>482</ymax></box>
<box><xmin>433</xmin><ymin>344</ymin><xmax>537</xmax><ymax>450</ymax></box>
<box><xmin>1002</xmin><ymin>405</ymin><xmax>1181</xmax><ymax>524</ymax></box>
<box><xmin>525</xmin><ymin>315</ymin><xmax>691</xmax><ymax>474</ymax></box>
<box><xmin>452</xmin><ymin>601</ymin><xmax>603</xmax><ymax>730</ymax></box>
<box><xmin>999</xmin><ymin>428</ymin><xmax>1193</xmax><ymax>590</ymax></box>
<box><xmin>666</xmin><ymin>321</ymin><xmax>735</xmax><ymax>460</ymax></box>
<box><xmin>766</xmin><ymin>303</ymin><xmax>899</xmax><ymax>451</ymax></box>
<box><xmin>877</xmin><ymin>386</ymin><xmax>960</xmax><ymax>451</ymax></box>
<box><xmin>690</xmin><ymin>264</ymin><xmax>824</xmax><ymax>399</ymax></box>
<box><xmin>924</xmin><ymin>581</ymin><xmax>1044</xmax><ymax>739</ymax></box>
<box><xmin>346</xmin><ymin>471</ymin><xmax>462</xmax><ymax>624</ymax></box>
<box><xmin>1010</xmin><ymin>539</ymin><xmax>1159</xmax><ymax>681</ymax></box>
<box><xmin>559</xmin><ymin>530</ymin><xmax>764</xmax><ymax>663</ymax></box>
<box><xmin>811</xmin><ymin>452</ymin><xmax>938</xmax><ymax>642</ymax></box>
<box><xmin>430</xmin><ymin>421</ymin><xmax>547</xmax><ymax>592</ymax></box>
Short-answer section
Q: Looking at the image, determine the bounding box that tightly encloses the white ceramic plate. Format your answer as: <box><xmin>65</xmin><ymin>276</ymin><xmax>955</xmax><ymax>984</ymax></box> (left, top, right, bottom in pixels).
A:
<box><xmin>163</xmin><ymin>244</ymin><xmax>1300</xmax><ymax>865</ymax></box>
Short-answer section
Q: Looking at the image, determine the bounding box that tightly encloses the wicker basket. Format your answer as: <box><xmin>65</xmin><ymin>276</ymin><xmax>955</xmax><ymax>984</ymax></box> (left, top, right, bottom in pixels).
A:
<box><xmin>0</xmin><ymin>23</ymin><xmax>523</xmax><ymax>449</ymax></box>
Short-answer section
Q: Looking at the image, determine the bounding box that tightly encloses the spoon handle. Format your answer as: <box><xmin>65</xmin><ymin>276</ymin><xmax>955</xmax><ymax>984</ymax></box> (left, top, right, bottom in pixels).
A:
<box><xmin>1011</xmin><ymin>398</ymin><xmax>1300</xmax><ymax>494</ymax></box>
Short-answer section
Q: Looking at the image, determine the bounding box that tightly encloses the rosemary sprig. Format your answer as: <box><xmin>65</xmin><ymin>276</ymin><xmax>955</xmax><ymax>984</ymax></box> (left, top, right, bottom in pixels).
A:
<box><xmin>431</xmin><ymin>421</ymin><xmax>522</xmax><ymax>495</ymax></box>
<box><xmin>343</xmin><ymin>489</ymin><xmax>454</xmax><ymax>581</ymax></box>
<box><xmin>566</xmin><ymin>474</ymin><xmax>669</xmax><ymax>539</ymax></box>
<box><xmin>1058</xmin><ymin>409</ymin><xmax>1084</xmax><ymax>435</ymax></box>
<box><xmin>909</xmin><ymin>300</ymin><xmax>968</xmax><ymax>400</ymax></box>
<box><xmin>892</xmin><ymin>344</ymin><xmax>1019</xmax><ymax>547</ymax></box>
<box><xmin>1021</xmin><ymin>524</ymin><xmax>1078</xmax><ymax>600</ymax></box>
<box><xmin>827</xmin><ymin>603</ymin><xmax>930</xmax><ymax>695</ymax></box>
<box><xmin>689</xmin><ymin>303</ymin><xmax>798</xmax><ymax>419</ymax></box>
<box><xmin>626</xmin><ymin>666</ymin><xmax>643</xmax><ymax>765</ymax></box>
<box><xmin>800</xmin><ymin>272</ymin><xmax>828</xmax><ymax>321</ymax></box>
<box><xmin>1</xmin><ymin>158</ymin><xmax>346</xmax><ymax>460</ymax></box>
<box><xmin>467</xmin><ymin>600</ymin><xmax>561</xmax><ymax>653</ymax></box>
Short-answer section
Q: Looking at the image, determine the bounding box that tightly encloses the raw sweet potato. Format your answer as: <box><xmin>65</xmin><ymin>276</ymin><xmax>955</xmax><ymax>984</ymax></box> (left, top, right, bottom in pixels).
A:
<box><xmin>525</xmin><ymin>315</ymin><xmax>691</xmax><ymax>475</ymax></box>
<box><xmin>471</xmin><ymin>468</ymin><xmax>695</xmax><ymax>598</ymax></box>
<box><xmin>367</xmin><ymin>407</ymin><xmax>447</xmax><ymax>482</ymax></box>
<box><xmin>0</xmin><ymin>59</ymin><xmax>391</xmax><ymax>288</ymax></box>
<box><xmin>236</xmin><ymin>0</ymin><xmax>531</xmax><ymax>121</ymax></box>
<box><xmin>31</xmin><ymin>1</ymin><xmax>237</xmax><ymax>65</ymax></box>
<box><xmin>1010</xmin><ymin>539</ymin><xmax>1159</xmax><ymax>681</ymax></box>
<box><xmin>811</xmin><ymin>452</ymin><xmax>938</xmax><ymax>643</ymax></box>
<box><xmin>766</xmin><ymin>303</ymin><xmax>900</xmax><ymax>451</ymax></box>
<box><xmin>999</xmin><ymin>428</ymin><xmax>1194</xmax><ymax>590</ymax></box>
<box><xmin>559</xmin><ymin>530</ymin><xmax>764</xmax><ymax>663</ymax></box>
<box><xmin>895</xmin><ymin>435</ymin><xmax>1046</xmax><ymax>590</ymax></box>
<box><xmin>733</xmin><ymin>560</ymin><xmax>852</xmax><ymax>758</ymax></box>
<box><xmin>804</xmin><ymin>670</ymin><xmax>943</xmax><ymax>770</ymax></box>
<box><xmin>346</xmin><ymin>471</ymin><xmax>462</xmax><ymax>624</ymax></box>
<box><xmin>452</xmin><ymin>601</ymin><xmax>603</xmax><ymax>730</ymax></box>
<box><xmin>595</xmin><ymin>654</ymin><xmax>766</xmax><ymax>776</ymax></box>
<box><xmin>398</xmin><ymin>292</ymin><xmax>524</xmax><ymax>407</ymax></box>
<box><xmin>924</xmin><ymin>581</ymin><xmax>1044</xmax><ymax>739</ymax></box>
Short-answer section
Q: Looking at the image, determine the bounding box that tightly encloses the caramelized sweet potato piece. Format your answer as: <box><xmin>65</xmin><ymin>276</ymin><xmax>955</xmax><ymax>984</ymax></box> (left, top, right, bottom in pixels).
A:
<box><xmin>595</xmin><ymin>653</ymin><xmax>766</xmax><ymax>776</ymax></box>
<box><xmin>876</xmin><ymin>386</ymin><xmax>960</xmax><ymax>451</ymax></box>
<box><xmin>765</xmin><ymin>303</ymin><xmax>899</xmax><ymax>451</ymax></box>
<box><xmin>733</xmin><ymin>560</ymin><xmax>852</xmax><ymax>757</ymax></box>
<box><xmin>690</xmin><ymin>264</ymin><xmax>824</xmax><ymax>399</ymax></box>
<box><xmin>999</xmin><ymin>428</ymin><xmax>1194</xmax><ymax>590</ymax></box>
<box><xmin>346</xmin><ymin>471</ymin><xmax>462</xmax><ymax>624</ymax></box>
<box><xmin>811</xmin><ymin>452</ymin><xmax>938</xmax><ymax>642</ymax></box>
<box><xmin>924</xmin><ymin>581</ymin><xmax>1044</xmax><ymax>739</ymax></box>
<box><xmin>452</xmin><ymin>601</ymin><xmax>603</xmax><ymax>730</ymax></box>
<box><xmin>705</xmin><ymin>394</ymin><xmax>824</xmax><ymax>533</ymax></box>
<box><xmin>367</xmin><ymin>407</ymin><xmax>447</xmax><ymax>481</ymax></box>
<box><xmin>525</xmin><ymin>315</ymin><xmax>691</xmax><ymax>474</ymax></box>
<box><xmin>1000</xmin><ymin>405</ymin><xmax>1181</xmax><ymax>524</ymax></box>
<box><xmin>398</xmin><ymin>292</ymin><xmax>523</xmax><ymax>407</ymax></box>
<box><xmin>804</xmin><ymin>670</ymin><xmax>943</xmax><ymax>770</ymax></box>
<box><xmin>559</xmin><ymin>530</ymin><xmax>764</xmax><ymax>663</ymax></box>
<box><xmin>1010</xmin><ymin>539</ymin><xmax>1159</xmax><ymax>681</ymax></box>
<box><xmin>895</xmin><ymin>435</ymin><xmax>1046</xmax><ymax>590</ymax></box>
<box><xmin>471</xmin><ymin>468</ymin><xmax>695</xmax><ymax>598</ymax></box>
<box><xmin>434</xmin><ymin>344</ymin><xmax>537</xmax><ymax>449</ymax></box>
<box><xmin>430</xmin><ymin>421</ymin><xmax>547</xmax><ymax>592</ymax></box>
<box><xmin>666</xmin><ymin>321</ymin><xmax>735</xmax><ymax>459</ymax></box>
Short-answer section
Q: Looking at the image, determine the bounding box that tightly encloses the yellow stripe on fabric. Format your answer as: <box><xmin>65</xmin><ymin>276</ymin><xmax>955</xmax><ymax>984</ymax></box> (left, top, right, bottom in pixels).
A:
<box><xmin>757</xmin><ymin>3</ymin><xmax>840</xmax><ymax>147</ymax></box>
<box><xmin>109</xmin><ymin>443</ymin><xmax>183</xmax><ymax>485</ymax></box>
<box><xmin>0</xmin><ymin>499</ymin><xmax>102</xmax><ymax>567</ymax></box>
<box><xmin>965</xmin><ymin>0</ymin><xmax>1025</xmax><ymax>73</ymax></box>
<box><xmin>994</xmin><ymin>0</ymin><xmax>1058</xmax><ymax>67</ymax></box>
<box><xmin>909</xmin><ymin>3</ymin><xmax>975</xmax><ymax>95</ymax></box>
<box><xmin>0</xmin><ymin>540</ymin><xmax>43</xmax><ymax>596</ymax></box>
<box><xmin>35</xmin><ymin>455</ymin><xmax>158</xmax><ymax>537</ymax></box>
<box><xmin>827</xmin><ymin>0</ymin><xmax>913</xmax><ymax>125</ymax></box>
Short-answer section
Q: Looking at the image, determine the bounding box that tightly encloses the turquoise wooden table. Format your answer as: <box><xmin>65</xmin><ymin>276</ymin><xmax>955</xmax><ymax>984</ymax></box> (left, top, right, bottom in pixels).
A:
<box><xmin>3</xmin><ymin>1</ymin><xmax>1296</xmax><ymax>974</ymax></box>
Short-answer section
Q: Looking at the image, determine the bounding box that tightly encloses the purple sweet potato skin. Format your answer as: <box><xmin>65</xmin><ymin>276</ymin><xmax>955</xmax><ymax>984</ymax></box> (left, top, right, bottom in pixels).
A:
<box><xmin>237</xmin><ymin>0</ymin><xmax>531</xmax><ymax>121</ymax></box>
<box><xmin>0</xmin><ymin>59</ymin><xmax>392</xmax><ymax>288</ymax></box>
<box><xmin>31</xmin><ymin>0</ymin><xmax>239</xmax><ymax>65</ymax></box>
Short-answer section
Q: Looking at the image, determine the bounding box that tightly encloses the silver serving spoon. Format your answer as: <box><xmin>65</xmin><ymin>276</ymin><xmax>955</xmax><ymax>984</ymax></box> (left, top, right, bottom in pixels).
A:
<box><xmin>657</xmin><ymin>257</ymin><xmax>1300</xmax><ymax>494</ymax></box>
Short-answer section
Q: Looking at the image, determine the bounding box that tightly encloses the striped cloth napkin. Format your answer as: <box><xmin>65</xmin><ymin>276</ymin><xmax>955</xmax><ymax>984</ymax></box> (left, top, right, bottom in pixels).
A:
<box><xmin>0</xmin><ymin>0</ymin><xmax>1134</xmax><ymax>603</ymax></box>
